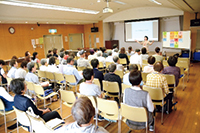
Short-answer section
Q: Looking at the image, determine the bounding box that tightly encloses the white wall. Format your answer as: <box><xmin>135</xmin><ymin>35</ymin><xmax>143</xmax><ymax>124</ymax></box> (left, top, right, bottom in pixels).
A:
<box><xmin>104</xmin><ymin>16</ymin><xmax>182</xmax><ymax>53</ymax></box>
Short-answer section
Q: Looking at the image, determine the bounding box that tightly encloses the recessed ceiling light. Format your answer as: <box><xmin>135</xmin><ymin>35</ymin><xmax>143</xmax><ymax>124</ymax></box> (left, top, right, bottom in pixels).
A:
<box><xmin>25</xmin><ymin>21</ymin><xmax>28</xmax><ymax>23</ymax></box>
<box><xmin>97</xmin><ymin>0</ymin><xmax>100</xmax><ymax>2</ymax></box>
<box><xmin>46</xmin><ymin>22</ymin><xmax>49</xmax><ymax>24</ymax></box>
<box><xmin>0</xmin><ymin>0</ymin><xmax>99</xmax><ymax>14</ymax></box>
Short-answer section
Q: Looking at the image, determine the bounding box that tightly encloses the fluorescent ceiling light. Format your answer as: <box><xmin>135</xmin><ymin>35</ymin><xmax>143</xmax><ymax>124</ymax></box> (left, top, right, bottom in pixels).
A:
<box><xmin>113</xmin><ymin>0</ymin><xmax>126</xmax><ymax>5</ymax></box>
<box><xmin>149</xmin><ymin>0</ymin><xmax>162</xmax><ymax>5</ymax></box>
<box><xmin>0</xmin><ymin>0</ymin><xmax>100</xmax><ymax>14</ymax></box>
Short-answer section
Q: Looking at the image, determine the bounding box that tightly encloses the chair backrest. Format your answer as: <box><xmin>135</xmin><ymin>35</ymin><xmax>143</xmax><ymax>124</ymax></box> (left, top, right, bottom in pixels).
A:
<box><xmin>6</xmin><ymin>77</ymin><xmax>12</xmax><ymax>86</ymax></box>
<box><xmin>38</xmin><ymin>70</ymin><xmax>46</xmax><ymax>79</ymax></box>
<box><xmin>77</xmin><ymin>66</ymin><xmax>86</xmax><ymax>71</ymax></box>
<box><xmin>34</xmin><ymin>84</ymin><xmax>44</xmax><ymax>95</ymax></box>
<box><xmin>122</xmin><ymin>83</ymin><xmax>132</xmax><ymax>94</ymax></box>
<box><xmin>55</xmin><ymin>59</ymin><xmax>59</xmax><ymax>65</ymax></box>
<box><xmin>179</xmin><ymin>67</ymin><xmax>185</xmax><ymax>75</ymax></box>
<box><xmin>163</xmin><ymin>60</ymin><xmax>168</xmax><ymax>67</ymax></box>
<box><xmin>97</xmin><ymin>97</ymin><xmax>119</xmax><ymax>119</ymax></box>
<box><xmin>60</xmin><ymin>90</ymin><xmax>76</xmax><ymax>107</ymax></box>
<box><xmin>115</xmin><ymin>70</ymin><xmax>123</xmax><ymax>79</ymax></box>
<box><xmin>26</xmin><ymin>81</ymin><xmax>35</xmax><ymax>91</ymax></box>
<box><xmin>99</xmin><ymin>62</ymin><xmax>104</xmax><ymax>68</ymax></box>
<box><xmin>176</xmin><ymin>61</ymin><xmax>189</xmax><ymax>69</ymax></box>
<box><xmin>45</xmin><ymin>71</ymin><xmax>55</xmax><ymax>80</ymax></box>
<box><xmin>13</xmin><ymin>106</ymin><xmax>31</xmax><ymax>127</ymax></box>
<box><xmin>102</xmin><ymin>81</ymin><xmax>119</xmax><ymax>93</ymax></box>
<box><xmin>0</xmin><ymin>99</ymin><xmax>5</xmax><ymax>110</ymax></box>
<box><xmin>121</xmin><ymin>103</ymin><xmax>147</xmax><ymax>123</ymax></box>
<box><xmin>64</xmin><ymin>74</ymin><xmax>76</xmax><ymax>83</ymax></box>
<box><xmin>54</xmin><ymin>72</ymin><xmax>65</xmax><ymax>82</ymax></box>
<box><xmin>142</xmin><ymin>59</ymin><xmax>148</xmax><ymax>66</ymax></box>
<box><xmin>119</xmin><ymin>58</ymin><xmax>127</xmax><ymax>65</ymax></box>
<box><xmin>178</xmin><ymin>57</ymin><xmax>189</xmax><ymax>63</ymax></box>
<box><xmin>106</xmin><ymin>62</ymin><xmax>113</xmax><ymax>68</ymax></box>
<box><xmin>143</xmin><ymin>85</ymin><xmax>163</xmax><ymax>101</ymax></box>
<box><xmin>163</xmin><ymin>74</ymin><xmax>175</xmax><ymax>86</ymax></box>
<box><xmin>93</xmin><ymin>78</ymin><xmax>100</xmax><ymax>88</ymax></box>
<box><xmin>141</xmin><ymin>72</ymin><xmax>150</xmax><ymax>83</ymax></box>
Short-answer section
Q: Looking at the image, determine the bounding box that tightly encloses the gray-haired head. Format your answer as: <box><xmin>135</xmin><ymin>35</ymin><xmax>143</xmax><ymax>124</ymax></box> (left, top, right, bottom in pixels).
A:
<box><xmin>59</xmin><ymin>52</ymin><xmax>64</xmax><ymax>58</ymax></box>
<box><xmin>40</xmin><ymin>59</ymin><xmax>47</xmax><ymax>65</ymax></box>
<box><xmin>113</xmin><ymin>56</ymin><xmax>119</xmax><ymax>63</ymax></box>
<box><xmin>114</xmin><ymin>48</ymin><xmax>118</xmax><ymax>52</ymax></box>
<box><xmin>27</xmin><ymin>62</ymin><xmax>35</xmax><ymax>72</ymax></box>
<box><xmin>108</xmin><ymin>51</ymin><xmax>112</xmax><ymax>56</ymax></box>
<box><xmin>97</xmin><ymin>51</ymin><xmax>102</xmax><ymax>57</ymax></box>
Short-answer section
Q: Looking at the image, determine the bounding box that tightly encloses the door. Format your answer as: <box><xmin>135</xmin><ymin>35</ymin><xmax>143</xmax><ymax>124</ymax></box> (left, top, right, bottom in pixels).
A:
<box><xmin>43</xmin><ymin>34</ymin><xmax>63</xmax><ymax>55</ymax></box>
<box><xmin>68</xmin><ymin>33</ymin><xmax>84</xmax><ymax>50</ymax></box>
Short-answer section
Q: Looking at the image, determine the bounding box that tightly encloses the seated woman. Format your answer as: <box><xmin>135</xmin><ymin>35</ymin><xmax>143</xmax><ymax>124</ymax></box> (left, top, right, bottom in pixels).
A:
<box><xmin>55</xmin><ymin>96</ymin><xmax>108</xmax><ymax>133</ymax></box>
<box><xmin>0</xmin><ymin>87</ymin><xmax>14</xmax><ymax>111</ymax></box>
<box><xmin>143</xmin><ymin>56</ymin><xmax>155</xmax><ymax>73</ymax></box>
<box><xmin>10</xmin><ymin>78</ymin><xmax>62</xmax><ymax>122</ymax></box>
<box><xmin>47</xmin><ymin>56</ymin><xmax>59</xmax><ymax>73</ymax></box>
<box><xmin>119</xmin><ymin>47</ymin><xmax>129</xmax><ymax>66</ymax></box>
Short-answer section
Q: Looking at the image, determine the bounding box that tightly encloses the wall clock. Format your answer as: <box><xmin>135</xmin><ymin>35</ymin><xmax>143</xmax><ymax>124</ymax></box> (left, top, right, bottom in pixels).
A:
<box><xmin>8</xmin><ymin>27</ymin><xmax>15</xmax><ymax>34</ymax></box>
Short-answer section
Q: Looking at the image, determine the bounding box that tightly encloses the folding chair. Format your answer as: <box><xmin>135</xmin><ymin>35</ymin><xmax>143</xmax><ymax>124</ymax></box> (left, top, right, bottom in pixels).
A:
<box><xmin>45</xmin><ymin>71</ymin><xmax>56</xmax><ymax>89</ymax></box>
<box><xmin>64</xmin><ymin>74</ymin><xmax>79</xmax><ymax>93</ymax></box>
<box><xmin>25</xmin><ymin>81</ymin><xmax>36</xmax><ymax>100</ymax></box>
<box><xmin>37</xmin><ymin>70</ymin><xmax>46</xmax><ymax>81</ymax></box>
<box><xmin>141</xmin><ymin>72</ymin><xmax>150</xmax><ymax>84</ymax></box>
<box><xmin>60</xmin><ymin>90</ymin><xmax>76</xmax><ymax>119</ymax></box>
<box><xmin>115</xmin><ymin>70</ymin><xmax>124</xmax><ymax>80</ymax></box>
<box><xmin>55</xmin><ymin>59</ymin><xmax>59</xmax><ymax>65</ymax></box>
<box><xmin>97</xmin><ymin>97</ymin><xmax>119</xmax><ymax>129</ymax></box>
<box><xmin>179</xmin><ymin>66</ymin><xmax>186</xmax><ymax>90</ymax></box>
<box><xmin>54</xmin><ymin>72</ymin><xmax>65</xmax><ymax>89</ymax></box>
<box><xmin>163</xmin><ymin>60</ymin><xmax>168</xmax><ymax>67</ymax></box>
<box><xmin>143</xmin><ymin>85</ymin><xmax>168</xmax><ymax>124</ymax></box>
<box><xmin>93</xmin><ymin>78</ymin><xmax>101</xmax><ymax>88</ymax></box>
<box><xmin>163</xmin><ymin>74</ymin><xmax>176</xmax><ymax>96</ymax></box>
<box><xmin>77</xmin><ymin>66</ymin><xmax>86</xmax><ymax>71</ymax></box>
<box><xmin>0</xmin><ymin>99</ymin><xmax>16</xmax><ymax>133</ymax></box>
<box><xmin>142</xmin><ymin>59</ymin><xmax>148</xmax><ymax>66</ymax></box>
<box><xmin>121</xmin><ymin>83</ymin><xmax>131</xmax><ymax>94</ymax></box>
<box><xmin>102</xmin><ymin>81</ymin><xmax>120</xmax><ymax>101</ymax></box>
<box><xmin>176</xmin><ymin>61</ymin><xmax>189</xmax><ymax>82</ymax></box>
<box><xmin>106</xmin><ymin>62</ymin><xmax>113</xmax><ymax>68</ymax></box>
<box><xmin>13</xmin><ymin>106</ymin><xmax>32</xmax><ymax>133</ymax></box>
<box><xmin>120</xmin><ymin>103</ymin><xmax>149</xmax><ymax>133</ymax></box>
<box><xmin>119</xmin><ymin>58</ymin><xmax>127</xmax><ymax>67</ymax></box>
<box><xmin>34</xmin><ymin>84</ymin><xmax>58</xmax><ymax>108</ymax></box>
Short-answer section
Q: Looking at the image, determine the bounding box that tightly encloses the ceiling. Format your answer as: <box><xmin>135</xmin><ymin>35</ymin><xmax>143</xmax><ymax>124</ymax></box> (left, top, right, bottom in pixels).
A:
<box><xmin>0</xmin><ymin>0</ymin><xmax>199</xmax><ymax>24</ymax></box>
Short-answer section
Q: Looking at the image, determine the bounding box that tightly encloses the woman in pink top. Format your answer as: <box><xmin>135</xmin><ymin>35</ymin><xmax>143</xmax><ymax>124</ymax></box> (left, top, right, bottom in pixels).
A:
<box><xmin>143</xmin><ymin>56</ymin><xmax>155</xmax><ymax>73</ymax></box>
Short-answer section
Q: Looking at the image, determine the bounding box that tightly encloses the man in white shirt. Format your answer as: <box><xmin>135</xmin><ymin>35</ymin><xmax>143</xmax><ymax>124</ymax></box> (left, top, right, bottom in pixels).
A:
<box><xmin>7</xmin><ymin>59</ymin><xmax>18</xmax><ymax>78</ymax></box>
<box><xmin>105</xmin><ymin>51</ymin><xmax>113</xmax><ymax>62</ymax></box>
<box><xmin>77</xmin><ymin>50</ymin><xmax>91</xmax><ymax>68</ymax></box>
<box><xmin>112</xmin><ymin>48</ymin><xmax>119</xmax><ymax>57</ymax></box>
<box><xmin>47</xmin><ymin>56</ymin><xmax>59</xmax><ymax>73</ymax></box>
<box><xmin>113</xmin><ymin>56</ymin><xmax>124</xmax><ymax>71</ymax></box>
<box><xmin>88</xmin><ymin>49</ymin><xmax>96</xmax><ymax>62</ymax></box>
<box><xmin>96</xmin><ymin>51</ymin><xmax>106</xmax><ymax>67</ymax></box>
<box><xmin>40</xmin><ymin>59</ymin><xmax>48</xmax><ymax>71</ymax></box>
<box><xmin>15</xmin><ymin>60</ymin><xmax>28</xmax><ymax>79</ymax></box>
<box><xmin>123</xmin><ymin>64</ymin><xmax>138</xmax><ymax>85</ymax></box>
<box><xmin>130</xmin><ymin>49</ymin><xmax>142</xmax><ymax>67</ymax></box>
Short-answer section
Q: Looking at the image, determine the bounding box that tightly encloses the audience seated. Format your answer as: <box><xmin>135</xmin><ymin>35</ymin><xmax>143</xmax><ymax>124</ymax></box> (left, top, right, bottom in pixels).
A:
<box><xmin>141</xmin><ymin>47</ymin><xmax>149</xmax><ymax>61</ymax></box>
<box><xmin>25</xmin><ymin>62</ymin><xmax>49</xmax><ymax>88</ymax></box>
<box><xmin>119</xmin><ymin>47</ymin><xmax>129</xmax><ymax>66</ymax></box>
<box><xmin>69</xmin><ymin>52</ymin><xmax>77</xmax><ymax>66</ymax></box>
<box><xmin>123</xmin><ymin>70</ymin><xmax>154</xmax><ymax>131</ymax></box>
<box><xmin>63</xmin><ymin>56</ymin><xmax>83</xmax><ymax>85</ymax></box>
<box><xmin>130</xmin><ymin>49</ymin><xmax>142</xmax><ymax>67</ymax></box>
<box><xmin>32</xmin><ymin>52</ymin><xmax>40</xmax><ymax>63</ymax></box>
<box><xmin>162</xmin><ymin>56</ymin><xmax>180</xmax><ymax>86</ymax></box>
<box><xmin>64</xmin><ymin>51</ymin><xmax>69</xmax><ymax>61</ymax></box>
<box><xmin>53</xmin><ymin>48</ymin><xmax>58</xmax><ymax>58</ymax></box>
<box><xmin>105</xmin><ymin>51</ymin><xmax>113</xmax><ymax>62</ymax></box>
<box><xmin>56</xmin><ymin>96</ymin><xmax>108</xmax><ymax>133</ymax></box>
<box><xmin>101</xmin><ymin>47</ymin><xmax>108</xmax><ymax>58</ymax></box>
<box><xmin>0</xmin><ymin>87</ymin><xmax>14</xmax><ymax>111</ymax></box>
<box><xmin>76</xmin><ymin>48</ymin><xmax>81</xmax><ymax>57</ymax></box>
<box><xmin>143</xmin><ymin>56</ymin><xmax>155</xmax><ymax>73</ymax></box>
<box><xmin>59</xmin><ymin>52</ymin><xmax>65</xmax><ymax>64</ymax></box>
<box><xmin>47</xmin><ymin>56</ymin><xmax>59</xmax><ymax>73</ymax></box>
<box><xmin>15</xmin><ymin>60</ymin><xmax>28</xmax><ymax>79</ymax></box>
<box><xmin>79</xmin><ymin>68</ymin><xmax>102</xmax><ymax>97</ymax></box>
<box><xmin>146</xmin><ymin>62</ymin><xmax>173</xmax><ymax>113</ymax></box>
<box><xmin>25</xmin><ymin>51</ymin><xmax>31</xmax><ymax>62</ymax></box>
<box><xmin>0</xmin><ymin>60</ymin><xmax>7</xmax><ymax>84</ymax></box>
<box><xmin>152</xmin><ymin>47</ymin><xmax>163</xmax><ymax>62</ymax></box>
<box><xmin>93</xmin><ymin>48</ymin><xmax>98</xmax><ymax>57</ymax></box>
<box><xmin>96</xmin><ymin>51</ymin><xmax>106</xmax><ymax>67</ymax></box>
<box><xmin>7</xmin><ymin>59</ymin><xmax>18</xmax><ymax>78</ymax></box>
<box><xmin>113</xmin><ymin>56</ymin><xmax>124</xmax><ymax>71</ymax></box>
<box><xmin>77</xmin><ymin>50</ymin><xmax>91</xmax><ymax>68</ymax></box>
<box><xmin>10</xmin><ymin>78</ymin><xmax>61</xmax><ymax>123</ymax></box>
<box><xmin>104</xmin><ymin>63</ymin><xmax>121</xmax><ymax>102</ymax></box>
<box><xmin>112</xmin><ymin>44</ymin><xmax>118</xmax><ymax>54</ymax></box>
<box><xmin>40</xmin><ymin>59</ymin><xmax>48</xmax><ymax>71</ymax></box>
<box><xmin>48</xmin><ymin>50</ymin><xmax>53</xmax><ymax>55</ymax></box>
<box><xmin>91</xmin><ymin>59</ymin><xmax>104</xmax><ymax>91</ymax></box>
<box><xmin>112</xmin><ymin>48</ymin><xmax>119</xmax><ymax>57</ymax></box>
<box><xmin>88</xmin><ymin>49</ymin><xmax>96</xmax><ymax>62</ymax></box>
<box><xmin>123</xmin><ymin>64</ymin><xmax>138</xmax><ymax>86</ymax></box>
<box><xmin>46</xmin><ymin>53</ymin><xmax>52</xmax><ymax>64</ymax></box>
<box><xmin>126</xmin><ymin>46</ymin><xmax>134</xmax><ymax>56</ymax></box>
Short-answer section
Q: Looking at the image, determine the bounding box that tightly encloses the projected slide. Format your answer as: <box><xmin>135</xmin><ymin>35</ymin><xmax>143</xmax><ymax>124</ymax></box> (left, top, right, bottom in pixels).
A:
<box><xmin>125</xmin><ymin>19</ymin><xmax>159</xmax><ymax>41</ymax></box>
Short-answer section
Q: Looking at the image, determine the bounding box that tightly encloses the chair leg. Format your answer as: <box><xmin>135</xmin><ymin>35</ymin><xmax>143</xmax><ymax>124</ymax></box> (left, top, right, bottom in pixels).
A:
<box><xmin>17</xmin><ymin>119</ymin><xmax>19</xmax><ymax>133</ymax></box>
<box><xmin>4</xmin><ymin>114</ymin><xmax>7</xmax><ymax>133</ymax></box>
<box><xmin>161</xmin><ymin>105</ymin><xmax>164</xmax><ymax>125</ymax></box>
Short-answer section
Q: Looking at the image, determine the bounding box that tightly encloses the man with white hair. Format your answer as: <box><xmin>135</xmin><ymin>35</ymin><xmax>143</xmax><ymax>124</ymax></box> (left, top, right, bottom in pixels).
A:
<box><xmin>105</xmin><ymin>51</ymin><xmax>113</xmax><ymax>62</ymax></box>
<box><xmin>77</xmin><ymin>50</ymin><xmax>91</xmax><ymax>68</ymax></box>
<box><xmin>96</xmin><ymin>51</ymin><xmax>106</xmax><ymax>67</ymax></box>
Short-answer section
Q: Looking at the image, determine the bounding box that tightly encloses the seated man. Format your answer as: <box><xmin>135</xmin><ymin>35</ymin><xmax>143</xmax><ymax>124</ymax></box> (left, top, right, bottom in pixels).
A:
<box><xmin>123</xmin><ymin>64</ymin><xmax>138</xmax><ymax>86</ymax></box>
<box><xmin>96</xmin><ymin>51</ymin><xmax>106</xmax><ymax>67</ymax></box>
<box><xmin>152</xmin><ymin>47</ymin><xmax>163</xmax><ymax>62</ymax></box>
<box><xmin>15</xmin><ymin>60</ymin><xmax>28</xmax><ymax>79</ymax></box>
<box><xmin>7</xmin><ymin>59</ymin><xmax>18</xmax><ymax>78</ymax></box>
<box><xmin>113</xmin><ymin>56</ymin><xmax>124</xmax><ymax>71</ymax></box>
<box><xmin>91</xmin><ymin>59</ymin><xmax>104</xmax><ymax>91</ymax></box>
<box><xmin>88</xmin><ymin>49</ymin><xmax>96</xmax><ymax>62</ymax></box>
<box><xmin>0</xmin><ymin>87</ymin><xmax>14</xmax><ymax>111</ymax></box>
<box><xmin>40</xmin><ymin>59</ymin><xmax>48</xmax><ymax>71</ymax></box>
<box><xmin>146</xmin><ymin>62</ymin><xmax>173</xmax><ymax>113</ymax></box>
<box><xmin>25</xmin><ymin>62</ymin><xmax>49</xmax><ymax>88</ymax></box>
<box><xmin>112</xmin><ymin>48</ymin><xmax>119</xmax><ymax>57</ymax></box>
<box><xmin>105</xmin><ymin>51</ymin><xmax>113</xmax><ymax>62</ymax></box>
<box><xmin>63</xmin><ymin>56</ymin><xmax>83</xmax><ymax>85</ymax></box>
<box><xmin>143</xmin><ymin>56</ymin><xmax>155</xmax><ymax>73</ymax></box>
<box><xmin>162</xmin><ymin>56</ymin><xmax>180</xmax><ymax>86</ymax></box>
<box><xmin>130</xmin><ymin>49</ymin><xmax>142</xmax><ymax>67</ymax></box>
<box><xmin>55</xmin><ymin>96</ymin><xmax>108</xmax><ymax>133</ymax></box>
<box><xmin>79</xmin><ymin>68</ymin><xmax>102</xmax><ymax>97</ymax></box>
<box><xmin>104</xmin><ymin>63</ymin><xmax>121</xmax><ymax>101</ymax></box>
<box><xmin>123</xmin><ymin>70</ymin><xmax>154</xmax><ymax>131</ymax></box>
<box><xmin>77</xmin><ymin>50</ymin><xmax>91</xmax><ymax>68</ymax></box>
